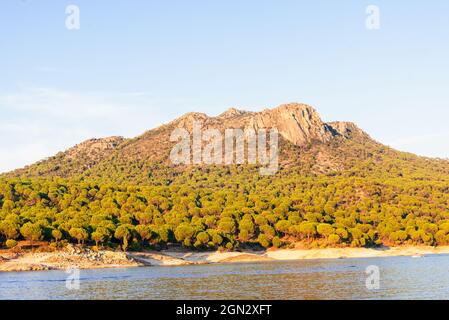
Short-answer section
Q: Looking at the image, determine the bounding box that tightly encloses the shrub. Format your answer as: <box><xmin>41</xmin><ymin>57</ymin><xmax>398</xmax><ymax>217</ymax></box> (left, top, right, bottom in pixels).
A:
<box><xmin>272</xmin><ymin>236</ymin><xmax>282</xmax><ymax>248</ymax></box>
<box><xmin>257</xmin><ymin>234</ymin><xmax>271</xmax><ymax>248</ymax></box>
<box><xmin>6</xmin><ymin>239</ymin><xmax>18</xmax><ymax>249</ymax></box>
<box><xmin>328</xmin><ymin>234</ymin><xmax>340</xmax><ymax>245</ymax></box>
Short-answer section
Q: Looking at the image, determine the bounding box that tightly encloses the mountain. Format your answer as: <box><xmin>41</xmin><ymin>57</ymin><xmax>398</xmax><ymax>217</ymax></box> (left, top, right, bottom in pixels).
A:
<box><xmin>3</xmin><ymin>102</ymin><xmax>449</xmax><ymax>250</ymax></box>
<box><xmin>7</xmin><ymin>103</ymin><xmax>384</xmax><ymax>183</ymax></box>
<box><xmin>7</xmin><ymin>102</ymin><xmax>449</xmax><ymax>186</ymax></box>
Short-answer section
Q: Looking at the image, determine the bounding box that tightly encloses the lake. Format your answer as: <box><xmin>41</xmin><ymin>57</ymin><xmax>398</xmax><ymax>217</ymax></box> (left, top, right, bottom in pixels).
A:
<box><xmin>1</xmin><ymin>254</ymin><xmax>449</xmax><ymax>300</ymax></box>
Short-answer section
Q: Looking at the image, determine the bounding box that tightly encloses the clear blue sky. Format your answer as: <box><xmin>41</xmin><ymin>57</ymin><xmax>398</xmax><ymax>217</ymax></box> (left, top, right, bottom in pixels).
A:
<box><xmin>1</xmin><ymin>0</ymin><xmax>449</xmax><ymax>172</ymax></box>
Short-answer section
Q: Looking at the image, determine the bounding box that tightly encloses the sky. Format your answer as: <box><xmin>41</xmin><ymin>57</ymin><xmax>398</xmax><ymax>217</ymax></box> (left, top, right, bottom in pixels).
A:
<box><xmin>1</xmin><ymin>0</ymin><xmax>449</xmax><ymax>172</ymax></box>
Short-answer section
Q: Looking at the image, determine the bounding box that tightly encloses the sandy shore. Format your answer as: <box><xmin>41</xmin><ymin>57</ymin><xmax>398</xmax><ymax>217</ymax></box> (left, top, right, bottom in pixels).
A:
<box><xmin>130</xmin><ymin>245</ymin><xmax>449</xmax><ymax>266</ymax></box>
<box><xmin>264</xmin><ymin>246</ymin><xmax>449</xmax><ymax>260</ymax></box>
<box><xmin>2</xmin><ymin>245</ymin><xmax>449</xmax><ymax>272</ymax></box>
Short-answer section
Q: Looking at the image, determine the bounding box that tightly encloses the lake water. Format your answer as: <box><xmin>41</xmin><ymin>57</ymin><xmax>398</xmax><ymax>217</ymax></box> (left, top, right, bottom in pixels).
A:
<box><xmin>1</xmin><ymin>254</ymin><xmax>449</xmax><ymax>300</ymax></box>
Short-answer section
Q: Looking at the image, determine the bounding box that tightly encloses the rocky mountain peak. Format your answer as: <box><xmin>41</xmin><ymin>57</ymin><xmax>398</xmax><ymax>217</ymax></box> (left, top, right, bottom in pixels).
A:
<box><xmin>218</xmin><ymin>108</ymin><xmax>248</xmax><ymax>119</ymax></box>
<box><xmin>171</xmin><ymin>112</ymin><xmax>209</xmax><ymax>130</ymax></box>
<box><xmin>246</xmin><ymin>103</ymin><xmax>334</xmax><ymax>146</ymax></box>
<box><xmin>167</xmin><ymin>103</ymin><xmax>369</xmax><ymax>147</ymax></box>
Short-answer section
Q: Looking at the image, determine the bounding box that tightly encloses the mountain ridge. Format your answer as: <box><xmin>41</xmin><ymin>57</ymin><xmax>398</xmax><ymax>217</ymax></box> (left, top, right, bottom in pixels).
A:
<box><xmin>5</xmin><ymin>102</ymin><xmax>447</xmax><ymax>185</ymax></box>
<box><xmin>6</xmin><ymin>103</ymin><xmax>368</xmax><ymax>179</ymax></box>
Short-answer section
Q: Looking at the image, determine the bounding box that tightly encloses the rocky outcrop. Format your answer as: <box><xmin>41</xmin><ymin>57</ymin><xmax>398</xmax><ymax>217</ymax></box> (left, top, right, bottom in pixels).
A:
<box><xmin>327</xmin><ymin>121</ymin><xmax>369</xmax><ymax>140</ymax></box>
<box><xmin>65</xmin><ymin>136</ymin><xmax>125</xmax><ymax>160</ymax></box>
<box><xmin>0</xmin><ymin>245</ymin><xmax>141</xmax><ymax>272</ymax></box>
<box><xmin>170</xmin><ymin>112</ymin><xmax>209</xmax><ymax>131</ymax></box>
<box><xmin>168</xmin><ymin>103</ymin><xmax>363</xmax><ymax>147</ymax></box>
<box><xmin>245</xmin><ymin>103</ymin><xmax>334</xmax><ymax>146</ymax></box>
<box><xmin>218</xmin><ymin>108</ymin><xmax>248</xmax><ymax>119</ymax></box>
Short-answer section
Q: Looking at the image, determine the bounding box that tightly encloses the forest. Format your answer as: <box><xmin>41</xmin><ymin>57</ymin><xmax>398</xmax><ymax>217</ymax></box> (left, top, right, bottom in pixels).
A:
<box><xmin>2</xmin><ymin>158</ymin><xmax>449</xmax><ymax>251</ymax></box>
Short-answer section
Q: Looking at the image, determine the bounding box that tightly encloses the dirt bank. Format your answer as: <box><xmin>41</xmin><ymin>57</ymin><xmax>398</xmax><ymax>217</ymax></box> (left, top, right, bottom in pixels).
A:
<box><xmin>2</xmin><ymin>245</ymin><xmax>448</xmax><ymax>272</ymax></box>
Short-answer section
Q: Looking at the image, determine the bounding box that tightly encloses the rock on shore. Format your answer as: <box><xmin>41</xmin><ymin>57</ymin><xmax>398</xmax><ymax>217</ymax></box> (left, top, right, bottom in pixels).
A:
<box><xmin>0</xmin><ymin>245</ymin><xmax>141</xmax><ymax>272</ymax></box>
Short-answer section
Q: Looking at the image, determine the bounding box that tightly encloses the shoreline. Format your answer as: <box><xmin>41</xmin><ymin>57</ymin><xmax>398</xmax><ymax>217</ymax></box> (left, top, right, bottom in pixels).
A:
<box><xmin>1</xmin><ymin>245</ymin><xmax>449</xmax><ymax>272</ymax></box>
<box><xmin>130</xmin><ymin>245</ymin><xmax>449</xmax><ymax>266</ymax></box>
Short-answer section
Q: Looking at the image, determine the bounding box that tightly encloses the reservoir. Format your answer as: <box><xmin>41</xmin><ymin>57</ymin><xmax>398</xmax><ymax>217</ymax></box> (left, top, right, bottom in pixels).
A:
<box><xmin>1</xmin><ymin>255</ymin><xmax>448</xmax><ymax>300</ymax></box>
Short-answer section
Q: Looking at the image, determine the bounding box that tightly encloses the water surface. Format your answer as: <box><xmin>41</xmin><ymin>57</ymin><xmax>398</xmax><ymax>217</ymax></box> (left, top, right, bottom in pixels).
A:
<box><xmin>1</xmin><ymin>255</ymin><xmax>448</xmax><ymax>299</ymax></box>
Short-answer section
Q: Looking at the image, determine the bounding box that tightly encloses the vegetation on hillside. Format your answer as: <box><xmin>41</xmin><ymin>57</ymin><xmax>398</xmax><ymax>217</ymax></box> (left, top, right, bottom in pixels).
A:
<box><xmin>2</xmin><ymin>151</ymin><xmax>449</xmax><ymax>251</ymax></box>
<box><xmin>3</xmin><ymin>104</ymin><xmax>449</xmax><ymax>251</ymax></box>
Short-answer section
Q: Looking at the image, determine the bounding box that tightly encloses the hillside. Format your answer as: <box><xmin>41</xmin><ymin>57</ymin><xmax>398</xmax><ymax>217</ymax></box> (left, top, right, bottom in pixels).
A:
<box><xmin>8</xmin><ymin>103</ymin><xmax>442</xmax><ymax>184</ymax></box>
<box><xmin>11</xmin><ymin>103</ymin><xmax>358</xmax><ymax>182</ymax></box>
<box><xmin>2</xmin><ymin>103</ymin><xmax>449</xmax><ymax>251</ymax></box>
